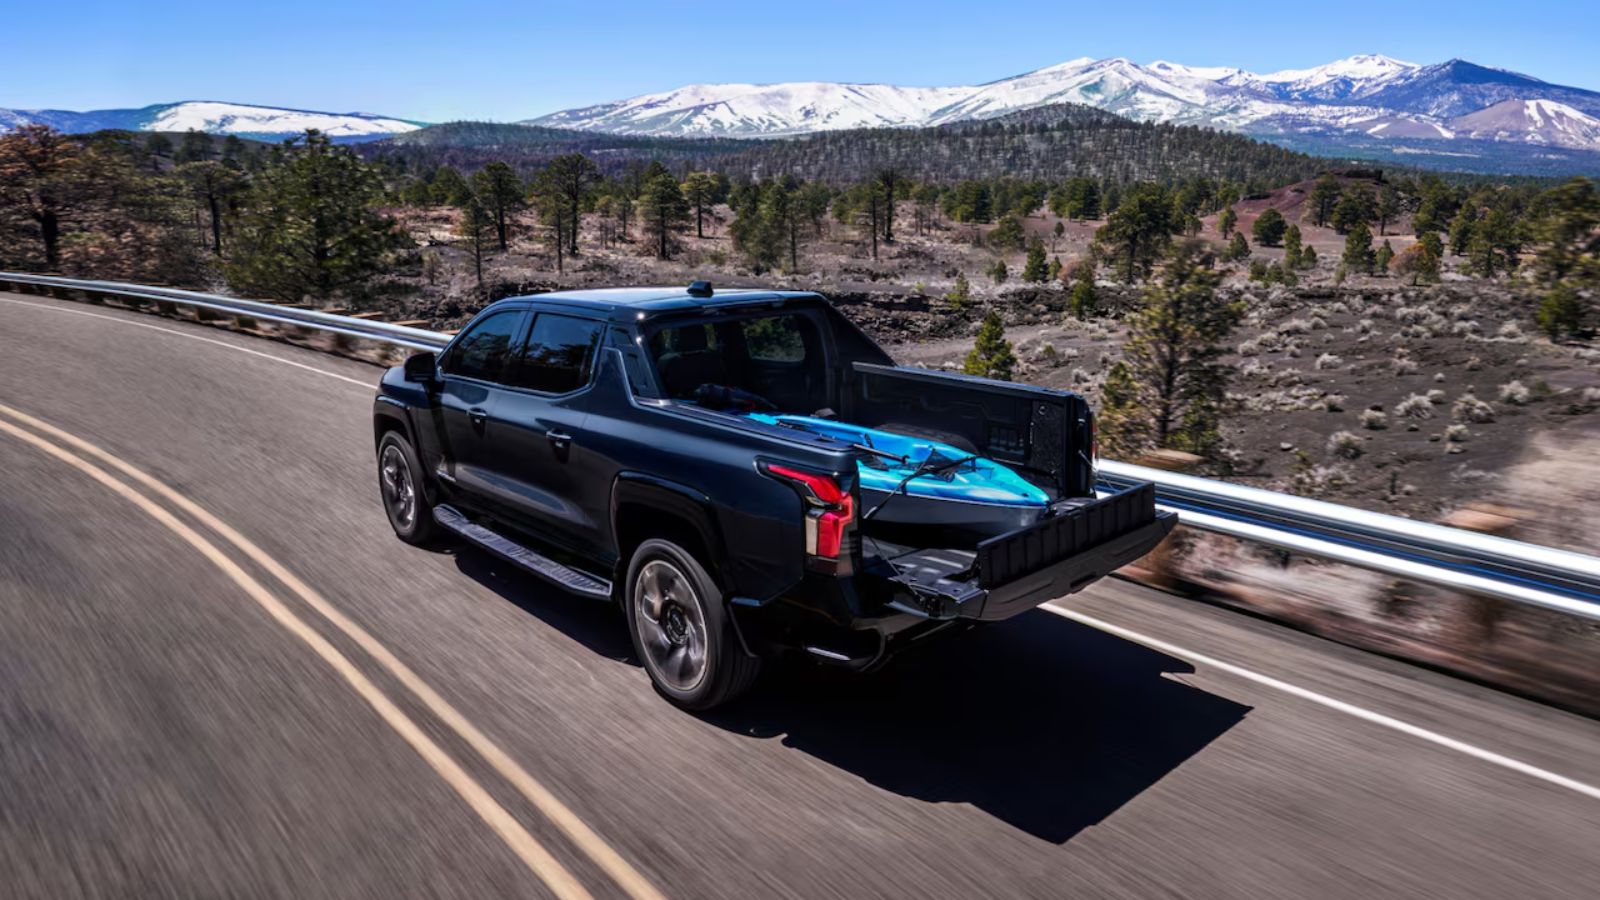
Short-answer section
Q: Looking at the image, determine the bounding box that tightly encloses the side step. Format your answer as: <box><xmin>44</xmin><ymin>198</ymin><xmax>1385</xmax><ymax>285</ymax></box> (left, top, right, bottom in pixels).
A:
<box><xmin>432</xmin><ymin>504</ymin><xmax>612</xmax><ymax>599</ymax></box>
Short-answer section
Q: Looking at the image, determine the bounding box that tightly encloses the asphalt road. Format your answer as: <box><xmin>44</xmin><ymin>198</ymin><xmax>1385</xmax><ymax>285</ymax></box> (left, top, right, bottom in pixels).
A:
<box><xmin>1</xmin><ymin>291</ymin><xmax>1597</xmax><ymax>899</ymax></box>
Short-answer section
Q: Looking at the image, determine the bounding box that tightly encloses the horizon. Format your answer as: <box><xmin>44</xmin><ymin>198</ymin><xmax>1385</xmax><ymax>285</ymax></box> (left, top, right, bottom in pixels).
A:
<box><xmin>8</xmin><ymin>0</ymin><xmax>1600</xmax><ymax>121</ymax></box>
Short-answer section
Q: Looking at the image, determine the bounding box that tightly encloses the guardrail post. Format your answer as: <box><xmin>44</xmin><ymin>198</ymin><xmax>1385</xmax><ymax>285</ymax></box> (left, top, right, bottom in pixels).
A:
<box><xmin>1441</xmin><ymin>503</ymin><xmax>1527</xmax><ymax>640</ymax></box>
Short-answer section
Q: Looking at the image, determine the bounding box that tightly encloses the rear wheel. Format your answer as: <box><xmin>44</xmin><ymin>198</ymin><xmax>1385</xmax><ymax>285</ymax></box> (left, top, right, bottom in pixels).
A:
<box><xmin>624</xmin><ymin>539</ymin><xmax>760</xmax><ymax>710</ymax></box>
<box><xmin>377</xmin><ymin>431</ymin><xmax>441</xmax><ymax>547</ymax></box>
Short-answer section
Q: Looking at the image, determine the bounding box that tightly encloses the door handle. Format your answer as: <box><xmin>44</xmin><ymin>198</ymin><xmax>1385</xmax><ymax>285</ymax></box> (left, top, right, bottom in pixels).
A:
<box><xmin>546</xmin><ymin>430</ymin><xmax>573</xmax><ymax>448</ymax></box>
<box><xmin>468</xmin><ymin>407</ymin><xmax>488</xmax><ymax>427</ymax></box>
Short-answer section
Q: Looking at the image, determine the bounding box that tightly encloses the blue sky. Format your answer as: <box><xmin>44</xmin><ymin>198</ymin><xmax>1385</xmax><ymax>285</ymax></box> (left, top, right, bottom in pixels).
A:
<box><xmin>10</xmin><ymin>0</ymin><xmax>1598</xmax><ymax>120</ymax></box>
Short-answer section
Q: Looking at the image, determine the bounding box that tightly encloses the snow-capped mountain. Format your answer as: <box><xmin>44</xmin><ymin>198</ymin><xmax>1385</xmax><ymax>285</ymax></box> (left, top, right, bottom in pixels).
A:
<box><xmin>1448</xmin><ymin>99</ymin><xmax>1600</xmax><ymax>150</ymax></box>
<box><xmin>0</xmin><ymin>101</ymin><xmax>423</xmax><ymax>142</ymax></box>
<box><xmin>522</xmin><ymin>54</ymin><xmax>1600</xmax><ymax>157</ymax></box>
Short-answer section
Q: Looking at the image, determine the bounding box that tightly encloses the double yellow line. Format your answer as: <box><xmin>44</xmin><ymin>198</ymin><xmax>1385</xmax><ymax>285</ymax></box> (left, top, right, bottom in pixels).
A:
<box><xmin>0</xmin><ymin>403</ymin><xmax>665</xmax><ymax>900</ymax></box>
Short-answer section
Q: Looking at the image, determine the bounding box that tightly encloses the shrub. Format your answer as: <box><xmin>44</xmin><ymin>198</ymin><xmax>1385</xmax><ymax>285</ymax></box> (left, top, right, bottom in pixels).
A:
<box><xmin>1315</xmin><ymin>353</ymin><xmax>1343</xmax><ymax>370</ymax></box>
<box><xmin>1497</xmin><ymin>380</ymin><xmax>1531</xmax><ymax>405</ymax></box>
<box><xmin>1360</xmin><ymin>409</ymin><xmax>1388</xmax><ymax>430</ymax></box>
<box><xmin>1327</xmin><ymin>430</ymin><xmax>1364</xmax><ymax>459</ymax></box>
<box><xmin>1393</xmin><ymin>356</ymin><xmax>1420</xmax><ymax>376</ymax></box>
<box><xmin>1445</xmin><ymin>424</ymin><xmax>1470</xmax><ymax>442</ymax></box>
<box><xmin>1395</xmin><ymin>393</ymin><xmax>1435</xmax><ymax>418</ymax></box>
<box><xmin>1453</xmin><ymin>393</ymin><xmax>1496</xmax><ymax>423</ymax></box>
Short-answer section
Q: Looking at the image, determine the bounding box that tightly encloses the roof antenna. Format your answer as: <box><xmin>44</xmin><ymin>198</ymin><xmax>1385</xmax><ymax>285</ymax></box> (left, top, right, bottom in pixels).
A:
<box><xmin>687</xmin><ymin>280</ymin><xmax>714</xmax><ymax>298</ymax></box>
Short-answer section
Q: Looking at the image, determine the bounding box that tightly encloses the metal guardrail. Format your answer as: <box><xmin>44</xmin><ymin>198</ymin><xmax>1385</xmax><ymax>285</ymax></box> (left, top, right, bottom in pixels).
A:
<box><xmin>5</xmin><ymin>271</ymin><xmax>1598</xmax><ymax>621</ymax></box>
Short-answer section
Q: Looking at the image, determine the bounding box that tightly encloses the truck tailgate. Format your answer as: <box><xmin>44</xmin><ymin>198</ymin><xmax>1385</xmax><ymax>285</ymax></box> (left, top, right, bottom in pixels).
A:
<box><xmin>878</xmin><ymin>484</ymin><xmax>1176</xmax><ymax>621</ymax></box>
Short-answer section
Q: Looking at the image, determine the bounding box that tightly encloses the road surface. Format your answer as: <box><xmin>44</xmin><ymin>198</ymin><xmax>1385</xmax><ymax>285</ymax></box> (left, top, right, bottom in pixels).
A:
<box><xmin>1</xmin><ymin>291</ymin><xmax>1597</xmax><ymax>899</ymax></box>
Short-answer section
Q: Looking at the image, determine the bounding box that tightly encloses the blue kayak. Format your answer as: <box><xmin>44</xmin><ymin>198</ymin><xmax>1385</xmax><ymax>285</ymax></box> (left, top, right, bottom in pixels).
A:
<box><xmin>746</xmin><ymin>413</ymin><xmax>1050</xmax><ymax>537</ymax></box>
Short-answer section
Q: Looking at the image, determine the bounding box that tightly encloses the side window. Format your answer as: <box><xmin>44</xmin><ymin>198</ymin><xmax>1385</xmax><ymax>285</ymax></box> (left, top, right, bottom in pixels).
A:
<box><xmin>442</xmin><ymin>310</ymin><xmax>524</xmax><ymax>382</ymax></box>
<box><xmin>512</xmin><ymin>314</ymin><xmax>604</xmax><ymax>394</ymax></box>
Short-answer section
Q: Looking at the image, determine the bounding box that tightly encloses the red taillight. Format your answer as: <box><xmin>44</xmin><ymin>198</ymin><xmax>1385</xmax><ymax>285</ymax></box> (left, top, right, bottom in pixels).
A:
<box><xmin>763</xmin><ymin>463</ymin><xmax>855</xmax><ymax>572</ymax></box>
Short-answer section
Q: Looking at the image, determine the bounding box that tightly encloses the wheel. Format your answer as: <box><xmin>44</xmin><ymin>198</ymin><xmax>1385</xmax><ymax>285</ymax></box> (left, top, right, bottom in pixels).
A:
<box><xmin>377</xmin><ymin>430</ymin><xmax>441</xmax><ymax>546</ymax></box>
<box><xmin>624</xmin><ymin>539</ymin><xmax>761</xmax><ymax>710</ymax></box>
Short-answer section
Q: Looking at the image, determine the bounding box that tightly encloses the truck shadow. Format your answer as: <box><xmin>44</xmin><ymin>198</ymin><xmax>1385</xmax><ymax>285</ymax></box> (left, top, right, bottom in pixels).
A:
<box><xmin>453</xmin><ymin>548</ymin><xmax>1249</xmax><ymax>844</ymax></box>
<box><xmin>703</xmin><ymin>610</ymin><xmax>1252</xmax><ymax>844</ymax></box>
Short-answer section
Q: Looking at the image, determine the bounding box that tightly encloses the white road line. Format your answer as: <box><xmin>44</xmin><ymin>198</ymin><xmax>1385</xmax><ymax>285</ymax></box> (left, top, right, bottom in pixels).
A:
<box><xmin>11</xmin><ymin>289</ymin><xmax>1600</xmax><ymax>805</ymax></box>
<box><xmin>0</xmin><ymin>294</ymin><xmax>379</xmax><ymax>389</ymax></box>
<box><xmin>1046</xmin><ymin>604</ymin><xmax>1600</xmax><ymax>801</ymax></box>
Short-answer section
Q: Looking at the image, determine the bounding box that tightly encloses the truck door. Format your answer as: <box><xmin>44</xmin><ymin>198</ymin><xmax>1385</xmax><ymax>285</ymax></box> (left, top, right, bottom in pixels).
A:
<box><xmin>486</xmin><ymin>312</ymin><xmax>609</xmax><ymax>554</ymax></box>
<box><xmin>435</xmin><ymin>308</ymin><xmax>528</xmax><ymax>502</ymax></box>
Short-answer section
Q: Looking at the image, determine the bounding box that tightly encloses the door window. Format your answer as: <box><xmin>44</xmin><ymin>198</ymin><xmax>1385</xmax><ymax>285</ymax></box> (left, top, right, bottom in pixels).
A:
<box><xmin>513</xmin><ymin>314</ymin><xmax>604</xmax><ymax>394</ymax></box>
<box><xmin>442</xmin><ymin>310</ymin><xmax>524</xmax><ymax>382</ymax></box>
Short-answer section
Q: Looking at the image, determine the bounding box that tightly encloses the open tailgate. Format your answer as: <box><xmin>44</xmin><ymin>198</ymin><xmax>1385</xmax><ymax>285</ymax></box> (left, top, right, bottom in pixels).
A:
<box><xmin>879</xmin><ymin>484</ymin><xmax>1177</xmax><ymax>621</ymax></box>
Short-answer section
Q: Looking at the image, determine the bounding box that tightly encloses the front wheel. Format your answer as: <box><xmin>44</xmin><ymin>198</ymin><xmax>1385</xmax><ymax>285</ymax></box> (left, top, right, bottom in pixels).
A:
<box><xmin>624</xmin><ymin>539</ymin><xmax>760</xmax><ymax>710</ymax></box>
<box><xmin>377</xmin><ymin>431</ymin><xmax>441</xmax><ymax>547</ymax></box>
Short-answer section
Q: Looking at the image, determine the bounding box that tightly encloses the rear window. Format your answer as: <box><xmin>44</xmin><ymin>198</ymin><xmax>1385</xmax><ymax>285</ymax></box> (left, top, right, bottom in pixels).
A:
<box><xmin>741</xmin><ymin>315</ymin><xmax>808</xmax><ymax>362</ymax></box>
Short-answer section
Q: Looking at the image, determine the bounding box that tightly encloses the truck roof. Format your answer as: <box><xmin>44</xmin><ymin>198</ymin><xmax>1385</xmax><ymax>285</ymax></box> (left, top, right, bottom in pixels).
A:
<box><xmin>496</xmin><ymin>285</ymin><xmax>824</xmax><ymax>322</ymax></box>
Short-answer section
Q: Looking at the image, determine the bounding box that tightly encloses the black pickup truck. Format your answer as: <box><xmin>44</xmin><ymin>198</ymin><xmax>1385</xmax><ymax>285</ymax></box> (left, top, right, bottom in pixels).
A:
<box><xmin>372</xmin><ymin>283</ymin><xmax>1174</xmax><ymax>708</ymax></box>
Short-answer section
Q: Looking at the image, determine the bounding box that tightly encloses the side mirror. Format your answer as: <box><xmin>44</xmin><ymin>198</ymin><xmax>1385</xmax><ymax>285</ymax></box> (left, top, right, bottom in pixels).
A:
<box><xmin>404</xmin><ymin>351</ymin><xmax>439</xmax><ymax>385</ymax></box>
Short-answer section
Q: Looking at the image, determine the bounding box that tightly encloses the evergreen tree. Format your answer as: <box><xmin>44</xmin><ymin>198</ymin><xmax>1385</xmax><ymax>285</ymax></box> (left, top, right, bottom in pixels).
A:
<box><xmin>1218</xmin><ymin>204</ymin><xmax>1237</xmax><ymax>238</ymax></box>
<box><xmin>1448</xmin><ymin>206</ymin><xmax>1476</xmax><ymax>256</ymax></box>
<box><xmin>638</xmin><ymin>170</ymin><xmax>689</xmax><ymax>260</ymax></box>
<box><xmin>225</xmin><ymin>131</ymin><xmax>407</xmax><ymax>305</ymax></box>
<box><xmin>963</xmin><ymin>311</ymin><xmax>1016</xmax><ymax>380</ymax></box>
<box><xmin>1252</xmin><ymin>207</ymin><xmax>1287</xmax><ymax>246</ymax></box>
<box><xmin>1342</xmin><ymin>222</ymin><xmax>1376</xmax><ymax>274</ymax></box>
<box><xmin>0</xmin><ymin>125</ymin><xmax>79</xmax><ymax>270</ymax></box>
<box><xmin>1048</xmin><ymin>255</ymin><xmax>1063</xmax><ymax>282</ymax></box>
<box><xmin>1051</xmin><ymin>220</ymin><xmax>1065</xmax><ymax>251</ymax></box>
<box><xmin>987</xmin><ymin>259</ymin><xmax>1008</xmax><ymax>284</ymax></box>
<box><xmin>143</xmin><ymin>133</ymin><xmax>173</xmax><ymax>169</ymax></box>
<box><xmin>875</xmin><ymin>168</ymin><xmax>901</xmax><ymax>243</ymax></box>
<box><xmin>681</xmin><ymin>171</ymin><xmax>720</xmax><ymax>238</ymax></box>
<box><xmin>175</xmin><ymin>129</ymin><xmax>215</xmax><ymax>164</ymax></box>
<box><xmin>1376</xmin><ymin>184</ymin><xmax>1400</xmax><ymax>236</ymax></box>
<box><xmin>1069</xmin><ymin>262</ymin><xmax>1097</xmax><ymax>318</ymax></box>
<box><xmin>1282</xmin><ymin>224</ymin><xmax>1303</xmax><ymax>268</ymax></box>
<box><xmin>1308</xmin><ymin>174</ymin><xmax>1340</xmax><ymax>228</ymax></box>
<box><xmin>1096</xmin><ymin>361</ymin><xmax>1149</xmax><ymax>457</ymax></box>
<box><xmin>988</xmin><ymin>213</ymin><xmax>1026</xmax><ymax>251</ymax></box>
<box><xmin>947</xmin><ymin>270</ymin><xmax>971</xmax><ymax>307</ymax></box>
<box><xmin>537</xmin><ymin>153</ymin><xmax>601</xmax><ymax>256</ymax></box>
<box><xmin>1467</xmin><ymin>208</ymin><xmax>1521</xmax><ymax>278</ymax></box>
<box><xmin>1300</xmin><ymin>243</ymin><xmax>1319</xmax><ymax>270</ymax></box>
<box><xmin>1102</xmin><ymin>240</ymin><xmax>1242</xmax><ymax>459</ymax></box>
<box><xmin>1093</xmin><ymin>182</ymin><xmax>1176</xmax><ymax>283</ymax></box>
<box><xmin>457</xmin><ymin>194</ymin><xmax>495</xmax><ymax>302</ymax></box>
<box><xmin>1330</xmin><ymin>185</ymin><xmax>1375</xmax><ymax>234</ymax></box>
<box><xmin>1022</xmin><ymin>241</ymin><xmax>1049</xmax><ymax>283</ymax></box>
<box><xmin>429</xmin><ymin>165</ymin><xmax>473</xmax><ymax>206</ymax></box>
<box><xmin>1530</xmin><ymin>177</ymin><xmax>1600</xmax><ymax>287</ymax></box>
<box><xmin>471</xmin><ymin>161</ymin><xmax>526</xmax><ymax>251</ymax></box>
<box><xmin>1535</xmin><ymin>285</ymin><xmax>1588</xmax><ymax>340</ymax></box>
<box><xmin>1374</xmin><ymin>239</ymin><xmax>1395</xmax><ymax>274</ymax></box>
<box><xmin>1224</xmin><ymin>231</ymin><xmax>1250</xmax><ymax>262</ymax></box>
<box><xmin>176</xmin><ymin>160</ymin><xmax>246</xmax><ymax>256</ymax></box>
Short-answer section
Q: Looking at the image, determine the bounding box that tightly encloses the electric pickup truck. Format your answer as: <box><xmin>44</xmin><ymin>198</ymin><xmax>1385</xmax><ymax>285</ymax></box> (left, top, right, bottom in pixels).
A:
<box><xmin>372</xmin><ymin>282</ymin><xmax>1175</xmax><ymax>708</ymax></box>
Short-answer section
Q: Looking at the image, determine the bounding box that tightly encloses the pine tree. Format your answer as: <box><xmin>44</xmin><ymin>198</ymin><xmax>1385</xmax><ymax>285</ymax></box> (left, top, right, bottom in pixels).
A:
<box><xmin>681</xmin><ymin>171</ymin><xmax>720</xmax><ymax>238</ymax></box>
<box><xmin>0</xmin><ymin>125</ymin><xmax>79</xmax><ymax>270</ymax></box>
<box><xmin>1309</xmin><ymin>174</ymin><xmax>1340</xmax><ymax>228</ymax></box>
<box><xmin>537</xmin><ymin>153</ymin><xmax>601</xmax><ymax>256</ymax></box>
<box><xmin>1104</xmin><ymin>240</ymin><xmax>1242</xmax><ymax>459</ymax></box>
<box><xmin>1048</xmin><ymin>255</ymin><xmax>1063</xmax><ymax>281</ymax></box>
<box><xmin>175</xmin><ymin>129</ymin><xmax>214</xmax><ymax>164</ymax></box>
<box><xmin>225</xmin><ymin>130</ymin><xmax>407</xmax><ymax>306</ymax></box>
<box><xmin>963</xmin><ymin>311</ymin><xmax>1016</xmax><ymax>380</ymax></box>
<box><xmin>429</xmin><ymin>165</ymin><xmax>473</xmax><ymax>207</ymax></box>
<box><xmin>947</xmin><ymin>270</ymin><xmax>971</xmax><ymax>308</ymax></box>
<box><xmin>876</xmin><ymin>168</ymin><xmax>901</xmax><ymax>243</ymax></box>
<box><xmin>1224</xmin><ymin>231</ymin><xmax>1250</xmax><ymax>262</ymax></box>
<box><xmin>1022</xmin><ymin>241</ymin><xmax>1048</xmax><ymax>283</ymax></box>
<box><xmin>1449</xmin><ymin>206</ymin><xmax>1476</xmax><ymax>256</ymax></box>
<box><xmin>1218</xmin><ymin>204</ymin><xmax>1237</xmax><ymax>239</ymax></box>
<box><xmin>1069</xmin><ymin>262</ymin><xmax>1097</xmax><ymax>318</ymax></box>
<box><xmin>1282</xmin><ymin>224</ymin><xmax>1303</xmax><ymax>268</ymax></box>
<box><xmin>1252</xmin><ymin>207</ymin><xmax>1287</xmax><ymax>246</ymax></box>
<box><xmin>457</xmin><ymin>194</ymin><xmax>495</xmax><ymax>302</ymax></box>
<box><xmin>989</xmin><ymin>214</ymin><xmax>1026</xmax><ymax>252</ymax></box>
<box><xmin>1093</xmin><ymin>182</ymin><xmax>1176</xmax><ymax>283</ymax></box>
<box><xmin>638</xmin><ymin>170</ymin><xmax>689</xmax><ymax>260</ymax></box>
<box><xmin>1342</xmin><ymin>222</ymin><xmax>1375</xmax><ymax>274</ymax></box>
<box><xmin>1376</xmin><ymin>184</ymin><xmax>1400</xmax><ymax>236</ymax></box>
<box><xmin>1374</xmin><ymin>239</ymin><xmax>1394</xmax><ymax>274</ymax></box>
<box><xmin>987</xmin><ymin>259</ymin><xmax>1008</xmax><ymax>284</ymax></box>
<box><xmin>1301</xmin><ymin>244</ymin><xmax>1319</xmax><ymax>269</ymax></box>
<box><xmin>1535</xmin><ymin>285</ymin><xmax>1588</xmax><ymax>340</ymax></box>
<box><xmin>176</xmin><ymin>160</ymin><xmax>245</xmax><ymax>256</ymax></box>
<box><xmin>471</xmin><ymin>161</ymin><xmax>526</xmax><ymax>251</ymax></box>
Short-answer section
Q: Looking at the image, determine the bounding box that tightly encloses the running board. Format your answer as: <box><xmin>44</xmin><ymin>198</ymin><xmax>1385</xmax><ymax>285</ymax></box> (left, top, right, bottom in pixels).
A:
<box><xmin>432</xmin><ymin>504</ymin><xmax>612</xmax><ymax>599</ymax></box>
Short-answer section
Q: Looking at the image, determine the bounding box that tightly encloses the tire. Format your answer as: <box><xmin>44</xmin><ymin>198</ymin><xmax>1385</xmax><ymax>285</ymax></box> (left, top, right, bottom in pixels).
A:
<box><xmin>624</xmin><ymin>539</ymin><xmax>760</xmax><ymax>710</ymax></box>
<box><xmin>377</xmin><ymin>430</ymin><xmax>441</xmax><ymax>547</ymax></box>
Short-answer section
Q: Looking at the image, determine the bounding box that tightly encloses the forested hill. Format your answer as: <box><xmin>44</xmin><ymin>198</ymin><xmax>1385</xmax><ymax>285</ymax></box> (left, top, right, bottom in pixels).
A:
<box><xmin>364</xmin><ymin>121</ymin><xmax>756</xmax><ymax>172</ymax></box>
<box><xmin>365</xmin><ymin>105</ymin><xmax>1330</xmax><ymax>193</ymax></box>
<box><xmin>717</xmin><ymin>104</ymin><xmax>1327</xmax><ymax>190</ymax></box>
